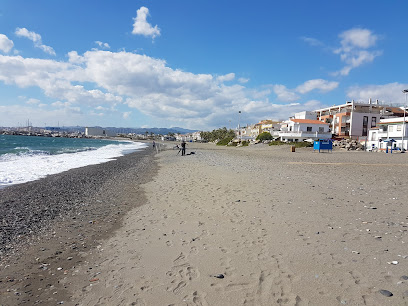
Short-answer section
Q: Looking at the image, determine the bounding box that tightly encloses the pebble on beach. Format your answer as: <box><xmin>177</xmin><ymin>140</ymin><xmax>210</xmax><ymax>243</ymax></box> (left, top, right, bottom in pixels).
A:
<box><xmin>379</xmin><ymin>289</ymin><xmax>393</xmax><ymax>297</ymax></box>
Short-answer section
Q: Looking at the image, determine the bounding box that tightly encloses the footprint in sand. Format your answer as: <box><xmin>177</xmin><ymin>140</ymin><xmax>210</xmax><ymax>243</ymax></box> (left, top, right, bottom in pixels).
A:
<box><xmin>190</xmin><ymin>246</ymin><xmax>199</xmax><ymax>255</ymax></box>
<box><xmin>169</xmin><ymin>281</ymin><xmax>186</xmax><ymax>294</ymax></box>
<box><xmin>173</xmin><ymin>252</ymin><xmax>186</xmax><ymax>264</ymax></box>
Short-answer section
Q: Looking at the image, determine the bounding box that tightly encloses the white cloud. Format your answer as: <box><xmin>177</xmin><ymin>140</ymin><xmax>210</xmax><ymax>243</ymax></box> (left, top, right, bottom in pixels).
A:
<box><xmin>123</xmin><ymin>111</ymin><xmax>131</xmax><ymax>119</ymax></box>
<box><xmin>238</xmin><ymin>77</ymin><xmax>249</xmax><ymax>84</ymax></box>
<box><xmin>0</xmin><ymin>104</ymin><xmax>83</xmax><ymax>126</ymax></box>
<box><xmin>217</xmin><ymin>73</ymin><xmax>235</xmax><ymax>82</ymax></box>
<box><xmin>272</xmin><ymin>84</ymin><xmax>299</xmax><ymax>102</ymax></box>
<box><xmin>67</xmin><ymin>51</ymin><xmax>85</xmax><ymax>64</ymax></box>
<box><xmin>90</xmin><ymin>110</ymin><xmax>104</xmax><ymax>116</ymax></box>
<box><xmin>0</xmin><ymin>34</ymin><xmax>14</xmax><ymax>53</ymax></box>
<box><xmin>0</xmin><ymin>49</ymin><xmax>338</xmax><ymax>130</ymax></box>
<box><xmin>296</xmin><ymin>79</ymin><xmax>339</xmax><ymax>94</ymax></box>
<box><xmin>26</xmin><ymin>98</ymin><xmax>41</xmax><ymax>105</ymax></box>
<box><xmin>132</xmin><ymin>7</ymin><xmax>161</xmax><ymax>39</ymax></box>
<box><xmin>333</xmin><ymin>28</ymin><xmax>381</xmax><ymax>76</ymax></box>
<box><xmin>301</xmin><ymin>36</ymin><xmax>324</xmax><ymax>47</ymax></box>
<box><xmin>346</xmin><ymin>83</ymin><xmax>408</xmax><ymax>105</ymax></box>
<box><xmin>15</xmin><ymin>27</ymin><xmax>56</xmax><ymax>56</ymax></box>
<box><xmin>95</xmin><ymin>41</ymin><xmax>110</xmax><ymax>49</ymax></box>
<box><xmin>0</xmin><ymin>54</ymin><xmax>123</xmax><ymax>106</ymax></box>
<box><xmin>338</xmin><ymin>28</ymin><xmax>378</xmax><ymax>50</ymax></box>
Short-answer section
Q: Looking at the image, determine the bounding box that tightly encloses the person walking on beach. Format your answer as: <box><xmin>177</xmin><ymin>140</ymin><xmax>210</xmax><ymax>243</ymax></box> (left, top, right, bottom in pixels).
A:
<box><xmin>152</xmin><ymin>141</ymin><xmax>155</xmax><ymax>149</ymax></box>
<box><xmin>181</xmin><ymin>140</ymin><xmax>186</xmax><ymax>156</ymax></box>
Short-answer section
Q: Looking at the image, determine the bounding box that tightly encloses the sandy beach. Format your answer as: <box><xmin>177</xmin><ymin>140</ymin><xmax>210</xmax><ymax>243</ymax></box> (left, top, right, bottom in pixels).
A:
<box><xmin>1</xmin><ymin>143</ymin><xmax>408</xmax><ymax>305</ymax></box>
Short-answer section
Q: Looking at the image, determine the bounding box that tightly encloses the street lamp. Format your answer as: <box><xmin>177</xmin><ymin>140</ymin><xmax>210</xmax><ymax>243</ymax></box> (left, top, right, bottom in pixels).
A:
<box><xmin>402</xmin><ymin>90</ymin><xmax>408</xmax><ymax>151</ymax></box>
<box><xmin>238</xmin><ymin>111</ymin><xmax>241</xmax><ymax>142</ymax></box>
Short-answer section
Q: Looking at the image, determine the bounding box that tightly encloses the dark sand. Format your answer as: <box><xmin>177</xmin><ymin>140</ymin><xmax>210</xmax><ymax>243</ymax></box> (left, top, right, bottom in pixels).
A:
<box><xmin>0</xmin><ymin>146</ymin><xmax>157</xmax><ymax>305</ymax></box>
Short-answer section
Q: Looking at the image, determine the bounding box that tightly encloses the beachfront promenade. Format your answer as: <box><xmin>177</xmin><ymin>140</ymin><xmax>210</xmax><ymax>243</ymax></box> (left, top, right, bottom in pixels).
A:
<box><xmin>1</xmin><ymin>143</ymin><xmax>408</xmax><ymax>305</ymax></box>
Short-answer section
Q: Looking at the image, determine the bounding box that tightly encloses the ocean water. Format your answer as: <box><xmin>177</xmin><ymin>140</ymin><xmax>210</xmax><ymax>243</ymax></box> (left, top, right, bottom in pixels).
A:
<box><xmin>0</xmin><ymin>135</ymin><xmax>148</xmax><ymax>188</ymax></box>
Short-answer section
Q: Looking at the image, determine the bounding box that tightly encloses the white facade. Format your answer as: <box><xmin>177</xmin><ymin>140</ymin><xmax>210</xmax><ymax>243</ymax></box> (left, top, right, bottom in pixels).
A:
<box><xmin>314</xmin><ymin>100</ymin><xmax>388</xmax><ymax>138</ymax></box>
<box><xmin>367</xmin><ymin>118</ymin><xmax>408</xmax><ymax>151</ymax></box>
<box><xmin>279</xmin><ymin>119</ymin><xmax>331</xmax><ymax>142</ymax></box>
<box><xmin>85</xmin><ymin>127</ymin><xmax>116</xmax><ymax>137</ymax></box>
<box><xmin>294</xmin><ymin>111</ymin><xmax>317</xmax><ymax>120</ymax></box>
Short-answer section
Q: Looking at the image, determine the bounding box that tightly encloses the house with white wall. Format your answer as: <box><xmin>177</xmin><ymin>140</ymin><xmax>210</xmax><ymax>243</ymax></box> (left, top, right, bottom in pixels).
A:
<box><xmin>279</xmin><ymin>119</ymin><xmax>331</xmax><ymax>142</ymax></box>
<box><xmin>367</xmin><ymin>117</ymin><xmax>408</xmax><ymax>151</ymax></box>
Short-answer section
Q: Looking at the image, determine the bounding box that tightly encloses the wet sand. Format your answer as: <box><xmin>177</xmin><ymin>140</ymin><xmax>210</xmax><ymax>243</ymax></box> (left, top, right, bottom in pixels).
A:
<box><xmin>2</xmin><ymin>143</ymin><xmax>408</xmax><ymax>305</ymax></box>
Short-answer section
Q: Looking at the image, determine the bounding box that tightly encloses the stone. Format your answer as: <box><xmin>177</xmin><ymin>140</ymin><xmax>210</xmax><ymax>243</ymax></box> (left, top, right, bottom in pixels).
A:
<box><xmin>379</xmin><ymin>289</ymin><xmax>393</xmax><ymax>297</ymax></box>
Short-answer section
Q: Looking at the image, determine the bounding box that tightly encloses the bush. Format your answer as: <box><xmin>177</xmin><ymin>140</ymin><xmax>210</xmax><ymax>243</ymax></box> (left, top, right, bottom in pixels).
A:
<box><xmin>256</xmin><ymin>132</ymin><xmax>273</xmax><ymax>141</ymax></box>
<box><xmin>293</xmin><ymin>142</ymin><xmax>313</xmax><ymax>148</ymax></box>
<box><xmin>269</xmin><ymin>140</ymin><xmax>313</xmax><ymax>148</ymax></box>
<box><xmin>216</xmin><ymin>136</ymin><xmax>234</xmax><ymax>146</ymax></box>
<box><xmin>269</xmin><ymin>140</ymin><xmax>285</xmax><ymax>146</ymax></box>
<box><xmin>241</xmin><ymin>140</ymin><xmax>249</xmax><ymax>146</ymax></box>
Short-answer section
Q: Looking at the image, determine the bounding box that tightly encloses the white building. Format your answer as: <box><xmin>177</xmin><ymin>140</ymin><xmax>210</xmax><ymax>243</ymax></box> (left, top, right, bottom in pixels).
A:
<box><xmin>279</xmin><ymin>119</ymin><xmax>331</xmax><ymax>142</ymax></box>
<box><xmin>294</xmin><ymin>111</ymin><xmax>317</xmax><ymax>120</ymax></box>
<box><xmin>85</xmin><ymin>127</ymin><xmax>116</xmax><ymax>137</ymax></box>
<box><xmin>314</xmin><ymin>99</ymin><xmax>388</xmax><ymax>138</ymax></box>
<box><xmin>367</xmin><ymin>117</ymin><xmax>408</xmax><ymax>151</ymax></box>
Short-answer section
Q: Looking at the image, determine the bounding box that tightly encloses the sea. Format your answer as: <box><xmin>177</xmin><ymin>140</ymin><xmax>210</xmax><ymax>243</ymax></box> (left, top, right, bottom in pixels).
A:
<box><xmin>0</xmin><ymin>134</ymin><xmax>148</xmax><ymax>188</ymax></box>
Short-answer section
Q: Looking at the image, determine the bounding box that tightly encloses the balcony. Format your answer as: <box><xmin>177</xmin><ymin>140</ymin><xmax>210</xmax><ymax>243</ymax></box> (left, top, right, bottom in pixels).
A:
<box><xmin>279</xmin><ymin>131</ymin><xmax>332</xmax><ymax>139</ymax></box>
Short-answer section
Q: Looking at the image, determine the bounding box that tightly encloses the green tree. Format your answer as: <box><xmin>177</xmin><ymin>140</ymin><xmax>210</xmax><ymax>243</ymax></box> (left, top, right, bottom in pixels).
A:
<box><xmin>256</xmin><ymin>132</ymin><xmax>273</xmax><ymax>141</ymax></box>
<box><xmin>200</xmin><ymin>127</ymin><xmax>235</xmax><ymax>142</ymax></box>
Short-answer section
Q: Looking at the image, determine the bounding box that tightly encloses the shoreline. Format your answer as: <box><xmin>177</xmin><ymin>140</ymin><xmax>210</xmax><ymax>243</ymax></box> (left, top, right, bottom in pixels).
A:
<box><xmin>0</xmin><ymin>145</ymin><xmax>158</xmax><ymax>305</ymax></box>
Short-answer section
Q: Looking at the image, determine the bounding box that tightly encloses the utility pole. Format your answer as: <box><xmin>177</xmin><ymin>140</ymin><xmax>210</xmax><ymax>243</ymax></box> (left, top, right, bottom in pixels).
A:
<box><xmin>238</xmin><ymin>111</ymin><xmax>241</xmax><ymax>142</ymax></box>
<box><xmin>403</xmin><ymin>89</ymin><xmax>408</xmax><ymax>151</ymax></box>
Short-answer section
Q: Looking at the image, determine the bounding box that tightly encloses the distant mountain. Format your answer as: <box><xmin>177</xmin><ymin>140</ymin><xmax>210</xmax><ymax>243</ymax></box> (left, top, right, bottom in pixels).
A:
<box><xmin>43</xmin><ymin>126</ymin><xmax>199</xmax><ymax>135</ymax></box>
<box><xmin>128</xmin><ymin>127</ymin><xmax>199</xmax><ymax>135</ymax></box>
<box><xmin>169</xmin><ymin>127</ymin><xmax>198</xmax><ymax>134</ymax></box>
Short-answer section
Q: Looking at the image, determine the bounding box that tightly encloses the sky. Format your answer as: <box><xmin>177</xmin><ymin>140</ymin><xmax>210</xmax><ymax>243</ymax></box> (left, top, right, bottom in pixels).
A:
<box><xmin>0</xmin><ymin>0</ymin><xmax>407</xmax><ymax>130</ymax></box>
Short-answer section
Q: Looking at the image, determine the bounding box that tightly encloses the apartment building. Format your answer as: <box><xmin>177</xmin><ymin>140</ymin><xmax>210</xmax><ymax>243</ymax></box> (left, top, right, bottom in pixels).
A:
<box><xmin>314</xmin><ymin>99</ymin><xmax>388</xmax><ymax>138</ymax></box>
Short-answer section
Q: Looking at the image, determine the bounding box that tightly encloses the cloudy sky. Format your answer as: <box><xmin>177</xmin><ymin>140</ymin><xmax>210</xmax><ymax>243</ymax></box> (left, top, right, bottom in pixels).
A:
<box><xmin>0</xmin><ymin>1</ymin><xmax>407</xmax><ymax>130</ymax></box>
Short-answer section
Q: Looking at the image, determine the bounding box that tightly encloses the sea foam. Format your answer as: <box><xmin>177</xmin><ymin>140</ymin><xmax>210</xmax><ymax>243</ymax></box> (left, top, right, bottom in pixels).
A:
<box><xmin>0</xmin><ymin>141</ymin><xmax>147</xmax><ymax>187</ymax></box>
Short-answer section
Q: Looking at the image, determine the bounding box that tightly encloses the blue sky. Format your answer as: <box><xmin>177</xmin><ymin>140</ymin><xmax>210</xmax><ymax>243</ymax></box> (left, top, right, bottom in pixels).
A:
<box><xmin>0</xmin><ymin>0</ymin><xmax>407</xmax><ymax>130</ymax></box>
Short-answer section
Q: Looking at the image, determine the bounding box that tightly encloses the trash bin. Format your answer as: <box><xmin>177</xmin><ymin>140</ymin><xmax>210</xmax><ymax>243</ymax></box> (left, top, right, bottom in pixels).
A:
<box><xmin>313</xmin><ymin>140</ymin><xmax>333</xmax><ymax>153</ymax></box>
<box><xmin>291</xmin><ymin>146</ymin><xmax>295</xmax><ymax>152</ymax></box>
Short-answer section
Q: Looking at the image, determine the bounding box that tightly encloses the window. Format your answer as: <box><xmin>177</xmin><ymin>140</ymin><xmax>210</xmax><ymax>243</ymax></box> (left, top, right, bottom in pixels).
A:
<box><xmin>363</xmin><ymin>116</ymin><xmax>368</xmax><ymax>136</ymax></box>
<box><xmin>319</xmin><ymin>127</ymin><xmax>324</xmax><ymax>133</ymax></box>
<box><xmin>306</xmin><ymin>126</ymin><xmax>312</xmax><ymax>132</ymax></box>
<box><xmin>397</xmin><ymin>125</ymin><xmax>402</xmax><ymax>131</ymax></box>
<box><xmin>389</xmin><ymin>125</ymin><xmax>394</xmax><ymax>132</ymax></box>
<box><xmin>371</xmin><ymin>117</ymin><xmax>377</xmax><ymax>128</ymax></box>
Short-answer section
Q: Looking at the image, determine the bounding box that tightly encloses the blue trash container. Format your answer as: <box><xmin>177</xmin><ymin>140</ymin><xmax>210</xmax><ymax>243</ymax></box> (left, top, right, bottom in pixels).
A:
<box><xmin>313</xmin><ymin>139</ymin><xmax>333</xmax><ymax>153</ymax></box>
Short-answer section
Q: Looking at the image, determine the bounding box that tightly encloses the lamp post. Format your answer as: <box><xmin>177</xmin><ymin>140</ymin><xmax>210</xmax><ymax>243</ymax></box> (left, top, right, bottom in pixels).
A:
<box><xmin>403</xmin><ymin>89</ymin><xmax>408</xmax><ymax>151</ymax></box>
<box><xmin>238</xmin><ymin>111</ymin><xmax>242</xmax><ymax>142</ymax></box>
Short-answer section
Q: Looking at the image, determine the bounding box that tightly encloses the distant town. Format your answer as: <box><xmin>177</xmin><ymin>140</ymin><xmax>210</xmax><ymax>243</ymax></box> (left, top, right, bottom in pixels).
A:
<box><xmin>2</xmin><ymin>98</ymin><xmax>408</xmax><ymax>152</ymax></box>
